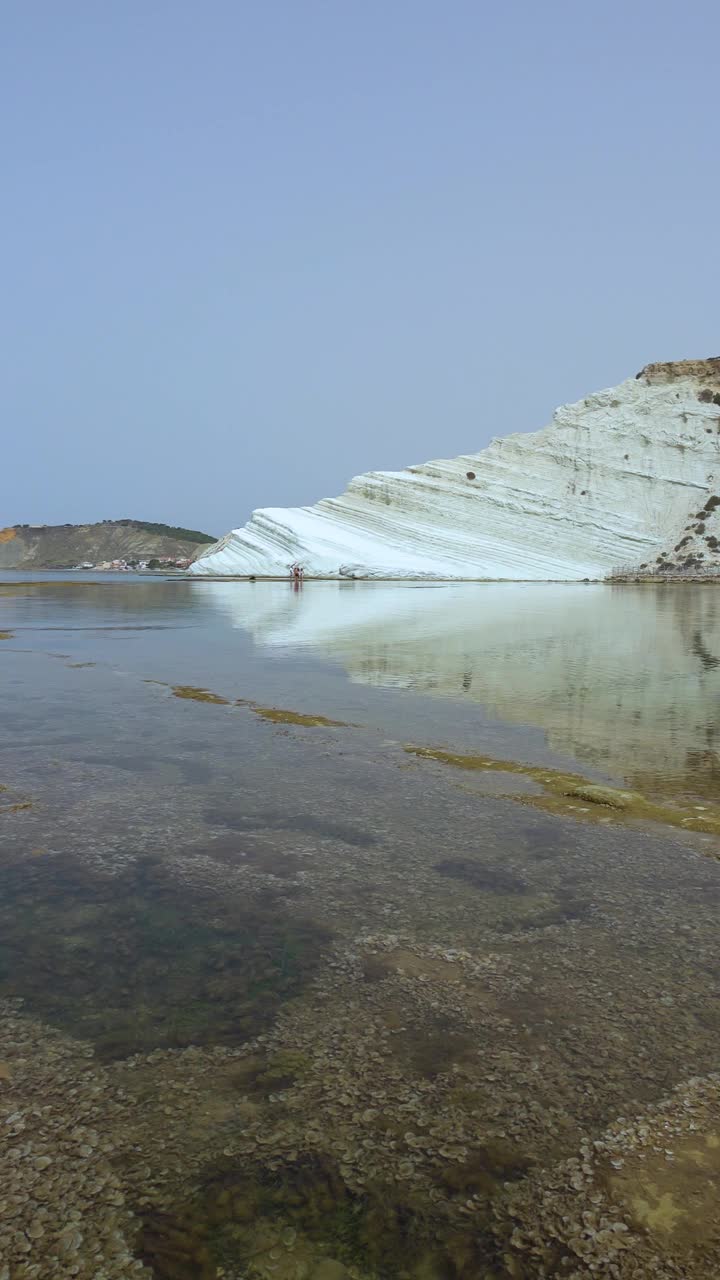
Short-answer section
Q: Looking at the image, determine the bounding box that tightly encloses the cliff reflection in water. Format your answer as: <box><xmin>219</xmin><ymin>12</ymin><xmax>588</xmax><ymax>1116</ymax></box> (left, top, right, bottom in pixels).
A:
<box><xmin>205</xmin><ymin>581</ymin><xmax>720</xmax><ymax>801</ymax></box>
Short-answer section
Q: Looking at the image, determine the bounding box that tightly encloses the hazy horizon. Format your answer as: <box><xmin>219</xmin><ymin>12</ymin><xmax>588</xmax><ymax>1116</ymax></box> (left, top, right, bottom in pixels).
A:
<box><xmin>3</xmin><ymin>1</ymin><xmax>719</xmax><ymax>535</ymax></box>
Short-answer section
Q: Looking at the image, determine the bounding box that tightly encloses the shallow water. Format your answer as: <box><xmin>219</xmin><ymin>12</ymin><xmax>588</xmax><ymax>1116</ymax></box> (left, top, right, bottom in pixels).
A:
<box><xmin>2</xmin><ymin>575</ymin><xmax>720</xmax><ymax>1278</ymax></box>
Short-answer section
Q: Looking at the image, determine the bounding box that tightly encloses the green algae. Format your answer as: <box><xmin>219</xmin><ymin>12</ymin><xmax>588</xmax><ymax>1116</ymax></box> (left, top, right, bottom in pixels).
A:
<box><xmin>152</xmin><ymin>681</ymin><xmax>351</xmax><ymax>727</ymax></box>
<box><xmin>0</xmin><ymin>630</ymin><xmax>13</xmax><ymax>639</ymax></box>
<box><xmin>190</xmin><ymin>1154</ymin><xmax>492</xmax><ymax>1279</ymax></box>
<box><xmin>135</xmin><ymin>1146</ymin><xmax>501</xmax><ymax>1277</ymax></box>
<box><xmin>251</xmin><ymin>706</ymin><xmax>350</xmax><ymax>727</ymax></box>
<box><xmin>230</xmin><ymin>1049</ymin><xmax>312</xmax><ymax>1097</ymax></box>
<box><xmin>608</xmin><ymin>1130</ymin><xmax>720</xmax><ymax>1247</ymax></box>
<box><xmin>564</xmin><ymin>782</ymin><xmax>643</xmax><ymax>809</ymax></box>
<box><xmin>136</xmin><ymin>1210</ymin><xmax>215</xmax><ymax>1280</ymax></box>
<box><xmin>406</xmin><ymin>745</ymin><xmax>586</xmax><ymax>784</ymax></box>
<box><xmin>171</xmin><ymin>685</ymin><xmax>230</xmax><ymax>705</ymax></box>
<box><xmin>437</xmin><ymin>1141</ymin><xmax>534</xmax><ymax>1197</ymax></box>
<box><xmin>391</xmin><ymin>1020</ymin><xmax>475</xmax><ymax>1081</ymax></box>
<box><xmin>404</xmin><ymin>746</ymin><xmax>720</xmax><ymax>844</ymax></box>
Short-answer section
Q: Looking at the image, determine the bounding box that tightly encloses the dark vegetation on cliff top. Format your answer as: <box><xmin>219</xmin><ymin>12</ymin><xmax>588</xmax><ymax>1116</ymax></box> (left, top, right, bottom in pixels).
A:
<box><xmin>12</xmin><ymin>519</ymin><xmax>216</xmax><ymax>544</ymax></box>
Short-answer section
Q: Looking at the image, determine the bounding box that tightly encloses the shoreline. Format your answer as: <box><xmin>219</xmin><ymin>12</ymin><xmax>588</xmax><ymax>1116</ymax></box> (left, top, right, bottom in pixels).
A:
<box><xmin>184</xmin><ymin>573</ymin><xmax>720</xmax><ymax>584</ymax></box>
<box><xmin>4</xmin><ymin>568</ymin><xmax>720</xmax><ymax>585</ymax></box>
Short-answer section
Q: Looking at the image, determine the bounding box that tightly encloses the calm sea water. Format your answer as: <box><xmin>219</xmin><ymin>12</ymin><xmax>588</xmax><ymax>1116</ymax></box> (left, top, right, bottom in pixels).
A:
<box><xmin>5</xmin><ymin>574</ymin><xmax>720</xmax><ymax>796</ymax></box>
<box><xmin>2</xmin><ymin>574</ymin><xmax>720</xmax><ymax>1278</ymax></box>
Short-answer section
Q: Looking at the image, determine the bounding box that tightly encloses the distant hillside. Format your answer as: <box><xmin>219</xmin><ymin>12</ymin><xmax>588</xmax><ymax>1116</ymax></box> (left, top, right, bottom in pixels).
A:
<box><xmin>0</xmin><ymin>519</ymin><xmax>217</xmax><ymax>569</ymax></box>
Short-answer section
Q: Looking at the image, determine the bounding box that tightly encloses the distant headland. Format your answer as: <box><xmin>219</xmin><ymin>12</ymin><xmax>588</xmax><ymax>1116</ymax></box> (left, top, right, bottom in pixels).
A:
<box><xmin>0</xmin><ymin>520</ymin><xmax>216</xmax><ymax>571</ymax></box>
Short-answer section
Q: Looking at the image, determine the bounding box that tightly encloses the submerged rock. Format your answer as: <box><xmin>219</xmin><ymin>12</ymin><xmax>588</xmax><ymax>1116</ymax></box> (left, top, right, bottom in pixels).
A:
<box><xmin>309</xmin><ymin>1261</ymin><xmax>349</xmax><ymax>1280</ymax></box>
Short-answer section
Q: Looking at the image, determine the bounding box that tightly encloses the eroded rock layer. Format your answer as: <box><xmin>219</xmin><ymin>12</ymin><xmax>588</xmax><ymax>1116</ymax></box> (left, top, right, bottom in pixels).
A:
<box><xmin>191</xmin><ymin>359</ymin><xmax>720</xmax><ymax>579</ymax></box>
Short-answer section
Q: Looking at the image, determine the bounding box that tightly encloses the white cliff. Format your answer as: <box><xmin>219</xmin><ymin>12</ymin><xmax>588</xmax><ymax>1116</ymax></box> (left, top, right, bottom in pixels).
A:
<box><xmin>190</xmin><ymin>359</ymin><xmax>720</xmax><ymax>580</ymax></box>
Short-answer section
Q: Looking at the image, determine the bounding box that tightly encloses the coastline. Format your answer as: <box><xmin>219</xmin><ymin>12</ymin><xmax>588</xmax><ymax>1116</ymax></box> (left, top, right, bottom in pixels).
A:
<box><xmin>185</xmin><ymin>573</ymin><xmax>720</xmax><ymax>584</ymax></box>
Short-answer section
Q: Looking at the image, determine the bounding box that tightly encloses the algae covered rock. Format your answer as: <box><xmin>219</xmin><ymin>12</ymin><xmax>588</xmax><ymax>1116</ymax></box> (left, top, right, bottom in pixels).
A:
<box><xmin>565</xmin><ymin>783</ymin><xmax>644</xmax><ymax>810</ymax></box>
<box><xmin>310</xmin><ymin>1260</ymin><xmax>349</xmax><ymax>1280</ymax></box>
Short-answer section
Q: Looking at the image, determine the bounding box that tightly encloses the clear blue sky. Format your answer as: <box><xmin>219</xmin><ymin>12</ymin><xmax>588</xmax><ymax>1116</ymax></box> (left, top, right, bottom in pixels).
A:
<box><xmin>2</xmin><ymin>0</ymin><xmax>718</xmax><ymax>535</ymax></box>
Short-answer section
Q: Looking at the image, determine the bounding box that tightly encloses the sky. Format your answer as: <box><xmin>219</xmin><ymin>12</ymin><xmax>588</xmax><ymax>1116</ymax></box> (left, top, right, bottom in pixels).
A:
<box><xmin>1</xmin><ymin>0</ymin><xmax>719</xmax><ymax>537</ymax></box>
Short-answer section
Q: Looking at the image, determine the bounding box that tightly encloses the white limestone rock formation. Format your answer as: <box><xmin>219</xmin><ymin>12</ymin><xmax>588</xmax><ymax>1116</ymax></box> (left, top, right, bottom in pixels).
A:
<box><xmin>190</xmin><ymin>359</ymin><xmax>720</xmax><ymax>580</ymax></box>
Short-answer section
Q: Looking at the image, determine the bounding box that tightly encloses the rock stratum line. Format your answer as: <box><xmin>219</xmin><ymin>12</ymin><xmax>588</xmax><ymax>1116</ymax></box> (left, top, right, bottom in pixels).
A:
<box><xmin>190</xmin><ymin>359</ymin><xmax>720</xmax><ymax>580</ymax></box>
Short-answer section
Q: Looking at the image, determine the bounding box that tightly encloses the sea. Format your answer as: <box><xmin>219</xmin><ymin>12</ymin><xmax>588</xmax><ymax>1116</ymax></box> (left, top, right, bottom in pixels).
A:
<box><xmin>2</xmin><ymin>572</ymin><xmax>720</xmax><ymax>1279</ymax></box>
